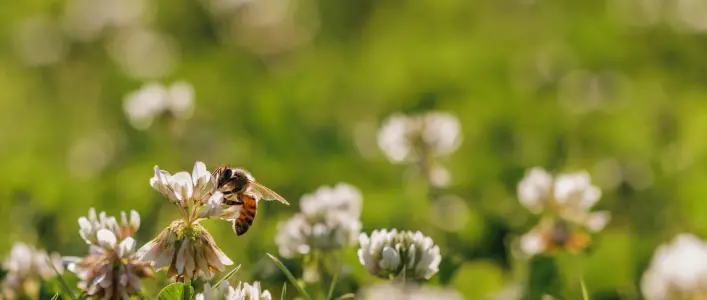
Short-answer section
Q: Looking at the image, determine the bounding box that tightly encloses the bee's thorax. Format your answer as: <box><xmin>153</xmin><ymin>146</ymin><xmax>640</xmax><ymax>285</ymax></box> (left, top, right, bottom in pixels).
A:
<box><xmin>215</xmin><ymin>167</ymin><xmax>252</xmax><ymax>195</ymax></box>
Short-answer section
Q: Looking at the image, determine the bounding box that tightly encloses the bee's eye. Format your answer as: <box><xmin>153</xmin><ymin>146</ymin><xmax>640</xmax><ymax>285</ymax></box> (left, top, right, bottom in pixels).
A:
<box><xmin>223</xmin><ymin>168</ymin><xmax>232</xmax><ymax>178</ymax></box>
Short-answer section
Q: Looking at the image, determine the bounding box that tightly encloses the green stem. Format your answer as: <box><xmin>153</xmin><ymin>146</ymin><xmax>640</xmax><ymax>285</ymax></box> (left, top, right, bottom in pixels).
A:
<box><xmin>267</xmin><ymin>253</ymin><xmax>313</xmax><ymax>300</ymax></box>
<box><xmin>326</xmin><ymin>253</ymin><xmax>342</xmax><ymax>300</ymax></box>
<box><xmin>580</xmin><ymin>276</ymin><xmax>590</xmax><ymax>300</ymax></box>
<box><xmin>316</xmin><ymin>252</ymin><xmax>333</xmax><ymax>300</ymax></box>
<box><xmin>183</xmin><ymin>279</ymin><xmax>192</xmax><ymax>300</ymax></box>
<box><xmin>402</xmin><ymin>265</ymin><xmax>407</xmax><ymax>284</ymax></box>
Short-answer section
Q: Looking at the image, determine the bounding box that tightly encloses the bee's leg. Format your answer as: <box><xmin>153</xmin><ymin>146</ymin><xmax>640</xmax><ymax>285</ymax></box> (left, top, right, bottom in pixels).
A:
<box><xmin>198</xmin><ymin>191</ymin><xmax>213</xmax><ymax>203</ymax></box>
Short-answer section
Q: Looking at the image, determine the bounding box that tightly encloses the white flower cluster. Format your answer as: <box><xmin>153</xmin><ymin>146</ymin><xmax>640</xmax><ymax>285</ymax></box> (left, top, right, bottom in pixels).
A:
<box><xmin>641</xmin><ymin>234</ymin><xmax>707</xmax><ymax>300</ymax></box>
<box><xmin>377</xmin><ymin>112</ymin><xmax>461</xmax><ymax>187</ymax></box>
<box><xmin>150</xmin><ymin>161</ymin><xmax>213</xmax><ymax>210</ymax></box>
<box><xmin>358</xmin><ymin>283</ymin><xmax>463</xmax><ymax>300</ymax></box>
<box><xmin>137</xmin><ymin>220</ymin><xmax>233</xmax><ymax>279</ymax></box>
<box><xmin>67</xmin><ymin>208</ymin><xmax>153</xmax><ymax>299</ymax></box>
<box><xmin>517</xmin><ymin>168</ymin><xmax>610</xmax><ymax>256</ymax></box>
<box><xmin>377</xmin><ymin>112</ymin><xmax>462</xmax><ymax>164</ymax></box>
<box><xmin>78</xmin><ymin>207</ymin><xmax>140</xmax><ymax>245</ymax></box>
<box><xmin>518</xmin><ymin>168</ymin><xmax>610</xmax><ymax>231</ymax></box>
<box><xmin>2</xmin><ymin>242</ymin><xmax>63</xmax><ymax>297</ymax></box>
<box><xmin>196</xmin><ymin>281</ymin><xmax>272</xmax><ymax>300</ymax></box>
<box><xmin>150</xmin><ymin>161</ymin><xmax>235</xmax><ymax>220</ymax></box>
<box><xmin>123</xmin><ymin>81</ymin><xmax>194</xmax><ymax>130</ymax></box>
<box><xmin>358</xmin><ymin>229</ymin><xmax>441</xmax><ymax>281</ymax></box>
<box><xmin>275</xmin><ymin>183</ymin><xmax>362</xmax><ymax>258</ymax></box>
<box><xmin>139</xmin><ymin>161</ymin><xmax>234</xmax><ymax>280</ymax></box>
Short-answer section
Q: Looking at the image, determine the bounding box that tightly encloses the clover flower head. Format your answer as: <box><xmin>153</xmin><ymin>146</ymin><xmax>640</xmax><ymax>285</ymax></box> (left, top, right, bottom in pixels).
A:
<box><xmin>641</xmin><ymin>233</ymin><xmax>707</xmax><ymax>300</ymax></box>
<box><xmin>2</xmin><ymin>242</ymin><xmax>63</xmax><ymax>298</ymax></box>
<box><xmin>137</xmin><ymin>220</ymin><xmax>233</xmax><ymax>279</ymax></box>
<box><xmin>78</xmin><ymin>207</ymin><xmax>140</xmax><ymax>245</ymax></box>
<box><xmin>150</xmin><ymin>161</ymin><xmax>213</xmax><ymax>209</ymax></box>
<box><xmin>359</xmin><ymin>283</ymin><xmax>463</xmax><ymax>300</ymax></box>
<box><xmin>518</xmin><ymin>167</ymin><xmax>554</xmax><ymax>214</ymax></box>
<box><xmin>196</xmin><ymin>281</ymin><xmax>272</xmax><ymax>300</ymax></box>
<box><xmin>123</xmin><ymin>81</ymin><xmax>195</xmax><ymax>130</ymax></box>
<box><xmin>300</xmin><ymin>183</ymin><xmax>362</xmax><ymax>219</ymax></box>
<box><xmin>142</xmin><ymin>161</ymin><xmax>237</xmax><ymax>280</ymax></box>
<box><xmin>67</xmin><ymin>209</ymin><xmax>153</xmax><ymax>299</ymax></box>
<box><xmin>357</xmin><ymin>229</ymin><xmax>441</xmax><ymax>281</ymax></box>
<box><xmin>517</xmin><ymin>167</ymin><xmax>610</xmax><ymax>233</ymax></box>
<box><xmin>377</xmin><ymin>112</ymin><xmax>462</xmax><ymax>164</ymax></box>
<box><xmin>275</xmin><ymin>183</ymin><xmax>362</xmax><ymax>258</ymax></box>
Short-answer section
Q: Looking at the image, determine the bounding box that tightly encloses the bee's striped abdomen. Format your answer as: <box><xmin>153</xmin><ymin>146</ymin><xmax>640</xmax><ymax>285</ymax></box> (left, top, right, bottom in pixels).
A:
<box><xmin>233</xmin><ymin>195</ymin><xmax>257</xmax><ymax>236</ymax></box>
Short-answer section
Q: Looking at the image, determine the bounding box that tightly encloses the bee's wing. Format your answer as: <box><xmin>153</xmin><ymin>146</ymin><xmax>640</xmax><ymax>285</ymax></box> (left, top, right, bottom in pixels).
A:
<box><xmin>250</xmin><ymin>182</ymin><xmax>289</xmax><ymax>205</ymax></box>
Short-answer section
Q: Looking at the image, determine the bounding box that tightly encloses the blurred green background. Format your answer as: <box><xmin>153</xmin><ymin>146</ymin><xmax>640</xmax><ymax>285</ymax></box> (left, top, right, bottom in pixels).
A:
<box><xmin>1</xmin><ymin>0</ymin><xmax>706</xmax><ymax>298</ymax></box>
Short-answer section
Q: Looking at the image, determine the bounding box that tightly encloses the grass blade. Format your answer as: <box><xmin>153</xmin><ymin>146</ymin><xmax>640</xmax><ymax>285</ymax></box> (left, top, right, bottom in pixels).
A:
<box><xmin>326</xmin><ymin>268</ymin><xmax>339</xmax><ymax>300</ymax></box>
<box><xmin>266</xmin><ymin>253</ymin><xmax>312</xmax><ymax>300</ymax></box>
<box><xmin>47</xmin><ymin>257</ymin><xmax>77</xmax><ymax>300</ymax></box>
<box><xmin>212</xmin><ymin>264</ymin><xmax>242</xmax><ymax>289</ymax></box>
<box><xmin>50</xmin><ymin>293</ymin><xmax>59</xmax><ymax>300</ymax></box>
<box><xmin>281</xmin><ymin>282</ymin><xmax>287</xmax><ymax>300</ymax></box>
<box><xmin>580</xmin><ymin>277</ymin><xmax>590</xmax><ymax>300</ymax></box>
<box><xmin>334</xmin><ymin>293</ymin><xmax>355</xmax><ymax>300</ymax></box>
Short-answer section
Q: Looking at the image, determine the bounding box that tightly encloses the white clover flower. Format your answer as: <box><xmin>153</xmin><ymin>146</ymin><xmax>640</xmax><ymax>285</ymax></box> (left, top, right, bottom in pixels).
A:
<box><xmin>553</xmin><ymin>172</ymin><xmax>602</xmax><ymax>213</ymax></box>
<box><xmin>78</xmin><ymin>207</ymin><xmax>140</xmax><ymax>246</ymax></box>
<box><xmin>377</xmin><ymin>114</ymin><xmax>414</xmax><ymax>163</ymax></box>
<box><xmin>300</xmin><ymin>183</ymin><xmax>362</xmax><ymax>218</ymax></box>
<box><xmin>519</xmin><ymin>230</ymin><xmax>547</xmax><ymax>257</ymax></box>
<box><xmin>2</xmin><ymin>242</ymin><xmax>63</xmax><ymax>298</ymax></box>
<box><xmin>419</xmin><ymin>112</ymin><xmax>462</xmax><ymax>158</ymax></box>
<box><xmin>641</xmin><ymin>234</ymin><xmax>707</xmax><ymax>300</ymax></box>
<box><xmin>166</xmin><ymin>81</ymin><xmax>195</xmax><ymax>119</ymax></box>
<box><xmin>357</xmin><ymin>229</ymin><xmax>441</xmax><ymax>281</ymax></box>
<box><xmin>139</xmin><ymin>161</ymin><xmax>236</xmax><ymax>280</ymax></box>
<box><xmin>275</xmin><ymin>183</ymin><xmax>362</xmax><ymax>258</ymax></box>
<box><xmin>196</xmin><ymin>281</ymin><xmax>272</xmax><ymax>300</ymax></box>
<box><xmin>149</xmin><ymin>161</ymin><xmax>213</xmax><ymax>209</ymax></box>
<box><xmin>517</xmin><ymin>167</ymin><xmax>610</xmax><ymax>233</ymax></box>
<box><xmin>517</xmin><ymin>167</ymin><xmax>554</xmax><ymax>214</ymax></box>
<box><xmin>67</xmin><ymin>209</ymin><xmax>153</xmax><ymax>299</ymax></box>
<box><xmin>377</xmin><ymin>112</ymin><xmax>462</xmax><ymax>164</ymax></box>
<box><xmin>122</xmin><ymin>81</ymin><xmax>194</xmax><ymax>130</ymax></box>
<box><xmin>358</xmin><ymin>283</ymin><xmax>463</xmax><ymax>300</ymax></box>
<box><xmin>137</xmin><ymin>220</ymin><xmax>233</xmax><ymax>279</ymax></box>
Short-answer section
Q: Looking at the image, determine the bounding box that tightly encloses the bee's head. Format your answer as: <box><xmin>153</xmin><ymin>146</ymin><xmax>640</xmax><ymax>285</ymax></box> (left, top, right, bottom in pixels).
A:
<box><xmin>214</xmin><ymin>166</ymin><xmax>253</xmax><ymax>193</ymax></box>
<box><xmin>212</xmin><ymin>165</ymin><xmax>229</xmax><ymax>184</ymax></box>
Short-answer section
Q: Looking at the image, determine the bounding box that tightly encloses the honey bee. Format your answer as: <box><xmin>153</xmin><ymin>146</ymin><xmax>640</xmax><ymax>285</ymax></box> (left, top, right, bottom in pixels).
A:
<box><xmin>541</xmin><ymin>220</ymin><xmax>591</xmax><ymax>254</ymax></box>
<box><xmin>212</xmin><ymin>165</ymin><xmax>289</xmax><ymax>236</ymax></box>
